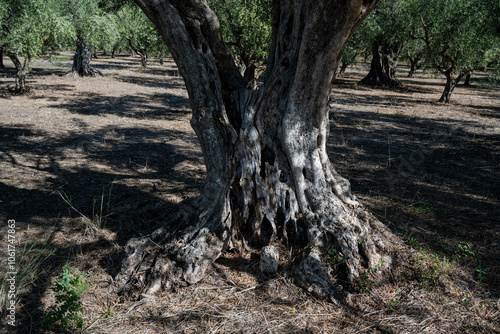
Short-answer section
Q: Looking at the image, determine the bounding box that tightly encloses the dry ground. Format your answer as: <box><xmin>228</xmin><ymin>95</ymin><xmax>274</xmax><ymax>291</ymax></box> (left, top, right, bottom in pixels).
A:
<box><xmin>0</xmin><ymin>55</ymin><xmax>499</xmax><ymax>333</ymax></box>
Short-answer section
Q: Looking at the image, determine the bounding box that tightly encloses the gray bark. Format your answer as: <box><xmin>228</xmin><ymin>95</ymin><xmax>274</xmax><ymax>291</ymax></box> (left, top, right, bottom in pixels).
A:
<box><xmin>72</xmin><ymin>37</ymin><xmax>101</xmax><ymax>76</ymax></box>
<box><xmin>116</xmin><ymin>0</ymin><xmax>398</xmax><ymax>302</ymax></box>
<box><xmin>5</xmin><ymin>51</ymin><xmax>27</xmax><ymax>92</ymax></box>
<box><xmin>439</xmin><ymin>70</ymin><xmax>464</xmax><ymax>103</ymax></box>
<box><xmin>360</xmin><ymin>39</ymin><xmax>401</xmax><ymax>86</ymax></box>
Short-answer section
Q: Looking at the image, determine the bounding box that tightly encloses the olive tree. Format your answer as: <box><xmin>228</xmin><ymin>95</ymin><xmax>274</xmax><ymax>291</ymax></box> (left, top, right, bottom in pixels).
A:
<box><xmin>116</xmin><ymin>3</ymin><xmax>167</xmax><ymax>68</ymax></box>
<box><xmin>358</xmin><ymin>0</ymin><xmax>409</xmax><ymax>86</ymax></box>
<box><xmin>0</xmin><ymin>0</ymin><xmax>56</xmax><ymax>91</ymax></box>
<box><xmin>411</xmin><ymin>0</ymin><xmax>497</xmax><ymax>102</ymax></box>
<box><xmin>57</xmin><ymin>0</ymin><xmax>108</xmax><ymax>76</ymax></box>
<box><xmin>116</xmin><ymin>0</ymin><xmax>399</xmax><ymax>302</ymax></box>
<box><xmin>207</xmin><ymin>0</ymin><xmax>272</xmax><ymax>87</ymax></box>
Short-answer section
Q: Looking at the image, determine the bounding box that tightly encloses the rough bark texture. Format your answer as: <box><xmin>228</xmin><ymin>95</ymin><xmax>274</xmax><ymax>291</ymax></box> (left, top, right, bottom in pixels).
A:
<box><xmin>71</xmin><ymin>37</ymin><xmax>101</xmax><ymax>76</ymax></box>
<box><xmin>116</xmin><ymin>0</ymin><xmax>399</xmax><ymax>302</ymax></box>
<box><xmin>360</xmin><ymin>39</ymin><xmax>401</xmax><ymax>86</ymax></box>
<box><xmin>439</xmin><ymin>70</ymin><xmax>464</xmax><ymax>103</ymax></box>
<box><xmin>5</xmin><ymin>51</ymin><xmax>27</xmax><ymax>92</ymax></box>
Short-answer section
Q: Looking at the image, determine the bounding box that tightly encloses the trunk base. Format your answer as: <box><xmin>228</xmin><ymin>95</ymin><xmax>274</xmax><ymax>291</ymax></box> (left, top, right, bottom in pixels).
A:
<box><xmin>115</xmin><ymin>195</ymin><xmax>399</xmax><ymax>302</ymax></box>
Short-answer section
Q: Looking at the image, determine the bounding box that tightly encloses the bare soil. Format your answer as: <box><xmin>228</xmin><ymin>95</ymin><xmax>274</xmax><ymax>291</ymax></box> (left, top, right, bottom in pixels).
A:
<box><xmin>0</xmin><ymin>55</ymin><xmax>499</xmax><ymax>333</ymax></box>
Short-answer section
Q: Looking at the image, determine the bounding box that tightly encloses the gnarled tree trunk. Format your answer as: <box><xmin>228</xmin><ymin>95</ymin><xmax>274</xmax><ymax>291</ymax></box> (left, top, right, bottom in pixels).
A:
<box><xmin>439</xmin><ymin>70</ymin><xmax>464</xmax><ymax>103</ymax></box>
<box><xmin>5</xmin><ymin>51</ymin><xmax>28</xmax><ymax>92</ymax></box>
<box><xmin>71</xmin><ymin>37</ymin><xmax>101</xmax><ymax>76</ymax></box>
<box><xmin>360</xmin><ymin>39</ymin><xmax>402</xmax><ymax>86</ymax></box>
<box><xmin>116</xmin><ymin>0</ymin><xmax>399</xmax><ymax>302</ymax></box>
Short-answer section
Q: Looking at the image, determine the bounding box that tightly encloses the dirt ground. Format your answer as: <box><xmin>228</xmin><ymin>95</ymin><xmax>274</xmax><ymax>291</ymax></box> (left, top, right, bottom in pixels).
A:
<box><xmin>0</xmin><ymin>55</ymin><xmax>499</xmax><ymax>333</ymax></box>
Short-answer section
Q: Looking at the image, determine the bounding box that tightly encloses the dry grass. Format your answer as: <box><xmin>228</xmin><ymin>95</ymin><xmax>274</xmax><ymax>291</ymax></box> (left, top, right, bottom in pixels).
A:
<box><xmin>0</xmin><ymin>55</ymin><xmax>499</xmax><ymax>333</ymax></box>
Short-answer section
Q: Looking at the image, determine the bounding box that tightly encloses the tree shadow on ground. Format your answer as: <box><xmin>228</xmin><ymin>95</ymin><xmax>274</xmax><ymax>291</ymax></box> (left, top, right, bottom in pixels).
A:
<box><xmin>58</xmin><ymin>91</ymin><xmax>190</xmax><ymax>120</ymax></box>
<box><xmin>327</xmin><ymin>102</ymin><xmax>500</xmax><ymax>295</ymax></box>
<box><xmin>0</xmin><ymin>121</ymin><xmax>203</xmax><ymax>331</ymax></box>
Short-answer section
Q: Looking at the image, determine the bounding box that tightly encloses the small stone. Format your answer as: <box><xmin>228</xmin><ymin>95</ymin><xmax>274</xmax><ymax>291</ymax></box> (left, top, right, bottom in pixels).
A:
<box><xmin>260</xmin><ymin>245</ymin><xmax>279</xmax><ymax>274</ymax></box>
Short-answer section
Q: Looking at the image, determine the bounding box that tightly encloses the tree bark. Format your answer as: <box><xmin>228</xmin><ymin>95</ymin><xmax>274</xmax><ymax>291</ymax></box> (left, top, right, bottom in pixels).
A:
<box><xmin>407</xmin><ymin>52</ymin><xmax>421</xmax><ymax>78</ymax></box>
<box><xmin>360</xmin><ymin>39</ymin><xmax>401</xmax><ymax>86</ymax></box>
<box><xmin>116</xmin><ymin>0</ymin><xmax>399</xmax><ymax>302</ymax></box>
<box><xmin>5</xmin><ymin>51</ymin><xmax>27</xmax><ymax>92</ymax></box>
<box><xmin>71</xmin><ymin>37</ymin><xmax>101</xmax><ymax>76</ymax></box>
<box><xmin>463</xmin><ymin>72</ymin><xmax>472</xmax><ymax>86</ymax></box>
<box><xmin>0</xmin><ymin>47</ymin><xmax>5</xmax><ymax>69</ymax></box>
<box><xmin>438</xmin><ymin>70</ymin><xmax>464</xmax><ymax>103</ymax></box>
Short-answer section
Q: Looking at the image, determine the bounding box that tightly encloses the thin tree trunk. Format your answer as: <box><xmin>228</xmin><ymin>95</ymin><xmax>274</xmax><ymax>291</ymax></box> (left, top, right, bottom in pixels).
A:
<box><xmin>463</xmin><ymin>72</ymin><xmax>472</xmax><ymax>86</ymax></box>
<box><xmin>439</xmin><ymin>71</ymin><xmax>464</xmax><ymax>103</ymax></box>
<box><xmin>140</xmin><ymin>53</ymin><xmax>148</xmax><ymax>68</ymax></box>
<box><xmin>0</xmin><ymin>47</ymin><xmax>5</xmax><ymax>69</ymax></box>
<box><xmin>71</xmin><ymin>37</ymin><xmax>101</xmax><ymax>76</ymax></box>
<box><xmin>5</xmin><ymin>51</ymin><xmax>27</xmax><ymax>92</ymax></box>
<box><xmin>407</xmin><ymin>52</ymin><xmax>421</xmax><ymax>78</ymax></box>
<box><xmin>116</xmin><ymin>0</ymin><xmax>398</xmax><ymax>302</ymax></box>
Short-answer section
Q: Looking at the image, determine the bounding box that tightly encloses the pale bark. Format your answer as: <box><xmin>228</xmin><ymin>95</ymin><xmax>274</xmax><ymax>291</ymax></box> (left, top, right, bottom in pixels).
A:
<box><xmin>71</xmin><ymin>37</ymin><xmax>102</xmax><ymax>76</ymax></box>
<box><xmin>116</xmin><ymin>0</ymin><xmax>399</xmax><ymax>302</ymax></box>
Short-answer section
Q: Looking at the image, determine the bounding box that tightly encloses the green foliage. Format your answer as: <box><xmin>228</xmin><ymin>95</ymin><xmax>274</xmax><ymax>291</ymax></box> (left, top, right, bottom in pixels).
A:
<box><xmin>116</xmin><ymin>3</ymin><xmax>167</xmax><ymax>63</ymax></box>
<box><xmin>409</xmin><ymin>0</ymin><xmax>498</xmax><ymax>74</ymax></box>
<box><xmin>457</xmin><ymin>242</ymin><xmax>475</xmax><ymax>258</ymax></box>
<box><xmin>413</xmin><ymin>250</ymin><xmax>450</xmax><ymax>288</ymax></box>
<box><xmin>207</xmin><ymin>0</ymin><xmax>271</xmax><ymax>71</ymax></box>
<box><xmin>0</xmin><ymin>0</ymin><xmax>59</xmax><ymax>67</ymax></box>
<box><xmin>42</xmin><ymin>267</ymin><xmax>89</xmax><ymax>331</ymax></box>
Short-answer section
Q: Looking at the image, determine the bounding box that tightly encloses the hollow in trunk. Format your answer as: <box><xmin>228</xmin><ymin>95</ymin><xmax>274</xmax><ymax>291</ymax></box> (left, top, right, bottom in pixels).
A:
<box><xmin>116</xmin><ymin>0</ymin><xmax>400</xmax><ymax>302</ymax></box>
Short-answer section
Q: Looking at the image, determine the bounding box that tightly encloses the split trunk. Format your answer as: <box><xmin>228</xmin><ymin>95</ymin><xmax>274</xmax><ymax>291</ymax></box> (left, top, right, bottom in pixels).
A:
<box><xmin>5</xmin><ymin>51</ymin><xmax>28</xmax><ymax>92</ymax></box>
<box><xmin>116</xmin><ymin>0</ymin><xmax>399</xmax><ymax>302</ymax></box>
<box><xmin>360</xmin><ymin>39</ymin><xmax>401</xmax><ymax>86</ymax></box>
<box><xmin>438</xmin><ymin>70</ymin><xmax>465</xmax><ymax>103</ymax></box>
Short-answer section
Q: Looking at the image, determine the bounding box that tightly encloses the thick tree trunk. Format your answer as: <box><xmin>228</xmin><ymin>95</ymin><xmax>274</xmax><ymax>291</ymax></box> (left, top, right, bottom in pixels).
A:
<box><xmin>360</xmin><ymin>39</ymin><xmax>401</xmax><ymax>86</ymax></box>
<box><xmin>438</xmin><ymin>70</ymin><xmax>464</xmax><ymax>103</ymax></box>
<box><xmin>116</xmin><ymin>0</ymin><xmax>398</xmax><ymax>302</ymax></box>
<box><xmin>71</xmin><ymin>37</ymin><xmax>101</xmax><ymax>76</ymax></box>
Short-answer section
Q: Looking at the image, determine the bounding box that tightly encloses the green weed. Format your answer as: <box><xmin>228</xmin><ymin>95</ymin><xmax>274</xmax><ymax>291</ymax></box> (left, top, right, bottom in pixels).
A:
<box><xmin>42</xmin><ymin>267</ymin><xmax>89</xmax><ymax>331</ymax></box>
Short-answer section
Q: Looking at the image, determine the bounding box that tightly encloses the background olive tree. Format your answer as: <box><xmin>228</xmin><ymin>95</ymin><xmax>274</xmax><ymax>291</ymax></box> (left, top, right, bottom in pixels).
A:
<box><xmin>0</xmin><ymin>0</ymin><xmax>60</xmax><ymax>91</ymax></box>
<box><xmin>409</xmin><ymin>0</ymin><xmax>499</xmax><ymax>102</ymax></box>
